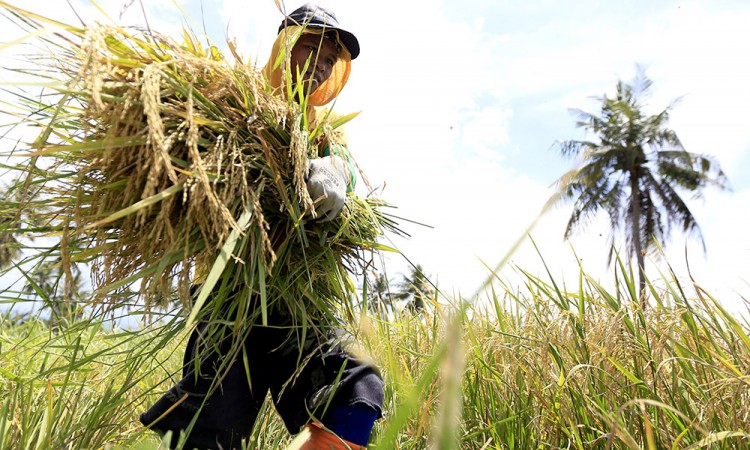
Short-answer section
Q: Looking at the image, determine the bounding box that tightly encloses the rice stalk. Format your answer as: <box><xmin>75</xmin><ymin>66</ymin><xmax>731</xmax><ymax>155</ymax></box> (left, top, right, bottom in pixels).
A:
<box><xmin>0</xmin><ymin>2</ymin><xmax>402</xmax><ymax>342</ymax></box>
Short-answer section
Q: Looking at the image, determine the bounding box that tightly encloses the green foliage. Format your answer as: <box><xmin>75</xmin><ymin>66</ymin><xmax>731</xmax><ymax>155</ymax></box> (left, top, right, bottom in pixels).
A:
<box><xmin>0</xmin><ymin>5</ymin><xmax>745</xmax><ymax>450</ymax></box>
<box><xmin>0</xmin><ymin>312</ymin><xmax>184</xmax><ymax>449</ymax></box>
<box><xmin>549</xmin><ymin>68</ymin><xmax>729</xmax><ymax>303</ymax></box>
<box><xmin>394</xmin><ymin>264</ymin><xmax>434</xmax><ymax>313</ymax></box>
<box><xmin>0</xmin><ymin>208</ymin><xmax>21</xmax><ymax>272</ymax></box>
<box><xmin>20</xmin><ymin>257</ymin><xmax>87</xmax><ymax>328</ymax></box>
<box><xmin>2</xmin><ymin>258</ymin><xmax>749</xmax><ymax>449</ymax></box>
<box><xmin>364</xmin><ymin>272</ymin><xmax>395</xmax><ymax>315</ymax></box>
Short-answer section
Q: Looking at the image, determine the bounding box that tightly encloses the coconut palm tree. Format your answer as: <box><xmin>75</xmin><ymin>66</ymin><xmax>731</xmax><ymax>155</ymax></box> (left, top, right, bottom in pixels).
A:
<box><xmin>550</xmin><ymin>70</ymin><xmax>728</xmax><ymax>305</ymax></box>
<box><xmin>395</xmin><ymin>264</ymin><xmax>433</xmax><ymax>313</ymax></box>
<box><xmin>365</xmin><ymin>271</ymin><xmax>393</xmax><ymax>315</ymax></box>
<box><xmin>22</xmin><ymin>256</ymin><xmax>87</xmax><ymax>330</ymax></box>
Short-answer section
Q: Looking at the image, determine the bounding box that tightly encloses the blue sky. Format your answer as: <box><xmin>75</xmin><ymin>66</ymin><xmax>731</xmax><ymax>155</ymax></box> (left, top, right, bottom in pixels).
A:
<box><xmin>1</xmin><ymin>0</ymin><xmax>749</xmax><ymax>311</ymax></box>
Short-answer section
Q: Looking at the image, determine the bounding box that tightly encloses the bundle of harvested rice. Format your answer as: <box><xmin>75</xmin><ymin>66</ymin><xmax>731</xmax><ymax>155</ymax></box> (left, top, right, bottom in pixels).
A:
<box><xmin>0</xmin><ymin>3</ymin><xmax>400</xmax><ymax>331</ymax></box>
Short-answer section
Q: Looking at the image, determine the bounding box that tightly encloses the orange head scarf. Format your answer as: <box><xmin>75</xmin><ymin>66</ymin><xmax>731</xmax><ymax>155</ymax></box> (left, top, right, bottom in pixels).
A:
<box><xmin>262</xmin><ymin>25</ymin><xmax>352</xmax><ymax>108</ymax></box>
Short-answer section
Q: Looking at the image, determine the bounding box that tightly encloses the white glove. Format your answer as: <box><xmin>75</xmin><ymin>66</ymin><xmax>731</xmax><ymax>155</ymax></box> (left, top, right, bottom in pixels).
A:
<box><xmin>306</xmin><ymin>155</ymin><xmax>350</xmax><ymax>222</ymax></box>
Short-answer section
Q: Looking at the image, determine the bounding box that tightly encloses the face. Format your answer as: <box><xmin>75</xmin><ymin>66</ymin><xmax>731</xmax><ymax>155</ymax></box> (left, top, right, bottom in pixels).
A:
<box><xmin>289</xmin><ymin>33</ymin><xmax>339</xmax><ymax>95</ymax></box>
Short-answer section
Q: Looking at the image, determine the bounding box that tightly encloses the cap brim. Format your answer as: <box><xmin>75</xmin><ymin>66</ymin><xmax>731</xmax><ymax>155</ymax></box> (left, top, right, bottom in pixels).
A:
<box><xmin>279</xmin><ymin>15</ymin><xmax>360</xmax><ymax>59</ymax></box>
<box><xmin>334</xmin><ymin>28</ymin><xmax>359</xmax><ymax>60</ymax></box>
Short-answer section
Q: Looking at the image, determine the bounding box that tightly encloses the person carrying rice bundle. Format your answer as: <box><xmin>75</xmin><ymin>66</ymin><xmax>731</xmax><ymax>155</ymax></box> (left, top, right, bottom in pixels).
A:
<box><xmin>139</xmin><ymin>4</ymin><xmax>383</xmax><ymax>450</ymax></box>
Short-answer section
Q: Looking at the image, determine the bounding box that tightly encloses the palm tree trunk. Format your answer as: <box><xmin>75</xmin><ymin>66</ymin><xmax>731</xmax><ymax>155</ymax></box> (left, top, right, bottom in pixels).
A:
<box><xmin>630</xmin><ymin>169</ymin><xmax>647</xmax><ymax>308</ymax></box>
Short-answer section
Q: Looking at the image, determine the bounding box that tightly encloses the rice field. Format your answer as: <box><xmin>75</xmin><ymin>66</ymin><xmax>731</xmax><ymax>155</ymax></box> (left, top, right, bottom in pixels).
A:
<box><xmin>1</xmin><ymin>261</ymin><xmax>749</xmax><ymax>449</ymax></box>
<box><xmin>1</xmin><ymin>3</ymin><xmax>749</xmax><ymax>450</ymax></box>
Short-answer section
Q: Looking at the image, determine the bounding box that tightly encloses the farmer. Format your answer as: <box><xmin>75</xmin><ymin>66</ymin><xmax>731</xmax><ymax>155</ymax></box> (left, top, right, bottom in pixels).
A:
<box><xmin>139</xmin><ymin>4</ymin><xmax>383</xmax><ymax>450</ymax></box>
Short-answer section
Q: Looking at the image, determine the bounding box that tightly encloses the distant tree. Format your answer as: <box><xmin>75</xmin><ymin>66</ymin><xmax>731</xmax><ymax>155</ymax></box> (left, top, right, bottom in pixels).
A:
<box><xmin>372</xmin><ymin>272</ymin><xmax>392</xmax><ymax>312</ymax></box>
<box><xmin>23</xmin><ymin>256</ymin><xmax>87</xmax><ymax>329</ymax></box>
<box><xmin>0</xmin><ymin>183</ymin><xmax>24</xmax><ymax>269</ymax></box>
<box><xmin>395</xmin><ymin>264</ymin><xmax>433</xmax><ymax>313</ymax></box>
<box><xmin>0</xmin><ymin>181</ymin><xmax>87</xmax><ymax>327</ymax></box>
<box><xmin>364</xmin><ymin>271</ymin><xmax>393</xmax><ymax>315</ymax></box>
<box><xmin>550</xmin><ymin>70</ymin><xmax>729</xmax><ymax>305</ymax></box>
<box><xmin>0</xmin><ymin>215</ymin><xmax>21</xmax><ymax>270</ymax></box>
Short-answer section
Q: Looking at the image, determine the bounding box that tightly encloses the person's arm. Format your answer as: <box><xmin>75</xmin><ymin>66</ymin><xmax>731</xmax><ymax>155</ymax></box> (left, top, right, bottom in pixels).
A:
<box><xmin>306</xmin><ymin>109</ymin><xmax>358</xmax><ymax>221</ymax></box>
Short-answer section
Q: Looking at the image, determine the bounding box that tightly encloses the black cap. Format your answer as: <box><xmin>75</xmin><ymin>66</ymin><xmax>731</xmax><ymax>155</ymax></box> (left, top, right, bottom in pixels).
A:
<box><xmin>278</xmin><ymin>4</ymin><xmax>360</xmax><ymax>59</ymax></box>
